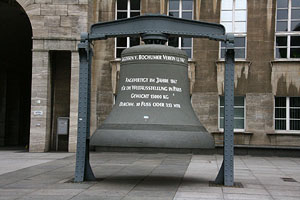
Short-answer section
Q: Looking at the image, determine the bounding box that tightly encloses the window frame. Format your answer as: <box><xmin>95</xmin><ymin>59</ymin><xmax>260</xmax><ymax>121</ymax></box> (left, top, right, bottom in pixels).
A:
<box><xmin>274</xmin><ymin>96</ymin><xmax>300</xmax><ymax>132</ymax></box>
<box><xmin>218</xmin><ymin>96</ymin><xmax>246</xmax><ymax>132</ymax></box>
<box><xmin>115</xmin><ymin>0</ymin><xmax>141</xmax><ymax>59</ymax></box>
<box><xmin>167</xmin><ymin>0</ymin><xmax>194</xmax><ymax>59</ymax></box>
<box><xmin>275</xmin><ymin>0</ymin><xmax>300</xmax><ymax>60</ymax></box>
<box><xmin>219</xmin><ymin>0</ymin><xmax>247</xmax><ymax>60</ymax></box>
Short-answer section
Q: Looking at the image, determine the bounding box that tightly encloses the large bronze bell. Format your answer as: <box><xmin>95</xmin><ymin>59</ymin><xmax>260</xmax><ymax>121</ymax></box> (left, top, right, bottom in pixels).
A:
<box><xmin>90</xmin><ymin>44</ymin><xmax>215</xmax><ymax>148</ymax></box>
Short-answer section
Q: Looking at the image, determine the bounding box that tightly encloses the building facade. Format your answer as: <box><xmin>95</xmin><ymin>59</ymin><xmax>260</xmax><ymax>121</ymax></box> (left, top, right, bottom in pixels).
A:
<box><xmin>0</xmin><ymin>0</ymin><xmax>299</xmax><ymax>152</ymax></box>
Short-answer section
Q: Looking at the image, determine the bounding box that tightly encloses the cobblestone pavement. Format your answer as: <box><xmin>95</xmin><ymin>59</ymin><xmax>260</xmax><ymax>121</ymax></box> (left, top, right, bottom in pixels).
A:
<box><xmin>0</xmin><ymin>150</ymin><xmax>299</xmax><ymax>200</ymax></box>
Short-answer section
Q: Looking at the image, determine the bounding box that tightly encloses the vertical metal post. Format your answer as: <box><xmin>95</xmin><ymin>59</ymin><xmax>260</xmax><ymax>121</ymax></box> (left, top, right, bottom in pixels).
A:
<box><xmin>74</xmin><ymin>33</ymin><xmax>95</xmax><ymax>182</ymax></box>
<box><xmin>215</xmin><ymin>34</ymin><xmax>235</xmax><ymax>186</ymax></box>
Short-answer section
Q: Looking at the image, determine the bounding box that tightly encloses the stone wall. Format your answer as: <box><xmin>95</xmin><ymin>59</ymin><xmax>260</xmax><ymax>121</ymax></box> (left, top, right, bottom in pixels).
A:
<box><xmin>15</xmin><ymin>0</ymin><xmax>300</xmax><ymax>151</ymax></box>
<box><xmin>16</xmin><ymin>0</ymin><xmax>90</xmax><ymax>152</ymax></box>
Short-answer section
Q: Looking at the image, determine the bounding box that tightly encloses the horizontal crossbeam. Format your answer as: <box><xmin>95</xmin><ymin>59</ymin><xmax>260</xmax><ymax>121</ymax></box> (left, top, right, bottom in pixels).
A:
<box><xmin>89</xmin><ymin>14</ymin><xmax>226</xmax><ymax>41</ymax></box>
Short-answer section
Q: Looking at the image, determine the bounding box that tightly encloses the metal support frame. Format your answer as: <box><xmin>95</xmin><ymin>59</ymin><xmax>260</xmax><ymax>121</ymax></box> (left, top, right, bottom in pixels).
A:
<box><xmin>74</xmin><ymin>33</ymin><xmax>96</xmax><ymax>182</ymax></box>
<box><xmin>215</xmin><ymin>35</ymin><xmax>235</xmax><ymax>186</ymax></box>
<box><xmin>74</xmin><ymin>14</ymin><xmax>235</xmax><ymax>186</ymax></box>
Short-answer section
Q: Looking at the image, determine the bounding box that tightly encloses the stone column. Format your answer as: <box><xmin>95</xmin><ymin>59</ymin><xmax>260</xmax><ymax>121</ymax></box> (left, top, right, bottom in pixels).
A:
<box><xmin>68</xmin><ymin>51</ymin><xmax>80</xmax><ymax>152</ymax></box>
<box><xmin>29</xmin><ymin>51</ymin><xmax>51</xmax><ymax>152</ymax></box>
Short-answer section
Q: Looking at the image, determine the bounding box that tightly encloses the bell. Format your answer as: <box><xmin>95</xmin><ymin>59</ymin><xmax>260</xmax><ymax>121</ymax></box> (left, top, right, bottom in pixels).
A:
<box><xmin>90</xmin><ymin>44</ymin><xmax>215</xmax><ymax>148</ymax></box>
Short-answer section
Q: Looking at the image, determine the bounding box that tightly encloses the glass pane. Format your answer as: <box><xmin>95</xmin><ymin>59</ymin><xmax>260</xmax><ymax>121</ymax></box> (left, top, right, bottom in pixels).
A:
<box><xmin>220</xmin><ymin>118</ymin><xmax>224</xmax><ymax>129</ymax></box>
<box><xmin>290</xmin><ymin>108</ymin><xmax>300</xmax><ymax>119</ymax></box>
<box><xmin>234</xmin><ymin>22</ymin><xmax>246</xmax><ymax>32</ymax></box>
<box><xmin>222</xmin><ymin>0</ymin><xmax>233</xmax><ymax>10</ymax></box>
<box><xmin>117</xmin><ymin>0</ymin><xmax>127</xmax><ymax>10</ymax></box>
<box><xmin>182</xmin><ymin>12</ymin><xmax>193</xmax><ymax>20</ymax></box>
<box><xmin>221</xmin><ymin>11</ymin><xmax>233</xmax><ymax>21</ymax></box>
<box><xmin>276</xmin><ymin>48</ymin><xmax>287</xmax><ymax>58</ymax></box>
<box><xmin>292</xmin><ymin>0</ymin><xmax>300</xmax><ymax>7</ymax></box>
<box><xmin>169</xmin><ymin>12</ymin><xmax>179</xmax><ymax>18</ymax></box>
<box><xmin>291</xmin><ymin>36</ymin><xmax>300</xmax><ymax>46</ymax></box>
<box><xmin>221</xmin><ymin>49</ymin><xmax>226</xmax><ymax>58</ymax></box>
<box><xmin>292</xmin><ymin>9</ymin><xmax>300</xmax><ymax>19</ymax></box>
<box><xmin>275</xmin><ymin>97</ymin><xmax>286</xmax><ymax>107</ymax></box>
<box><xmin>220</xmin><ymin>96</ymin><xmax>225</xmax><ymax>106</ymax></box>
<box><xmin>234</xmin><ymin>119</ymin><xmax>244</xmax><ymax>129</ymax></box>
<box><xmin>277</xmin><ymin>0</ymin><xmax>288</xmax><ymax>8</ymax></box>
<box><xmin>117</xmin><ymin>12</ymin><xmax>127</xmax><ymax>19</ymax></box>
<box><xmin>183</xmin><ymin>49</ymin><xmax>192</xmax><ymax>58</ymax></box>
<box><xmin>290</xmin><ymin>120</ymin><xmax>300</xmax><ymax>130</ymax></box>
<box><xmin>235</xmin><ymin>48</ymin><xmax>246</xmax><ymax>58</ymax></box>
<box><xmin>235</xmin><ymin>37</ymin><xmax>246</xmax><ymax>47</ymax></box>
<box><xmin>234</xmin><ymin>96</ymin><xmax>244</xmax><ymax>106</ymax></box>
<box><xmin>181</xmin><ymin>38</ymin><xmax>192</xmax><ymax>47</ymax></box>
<box><xmin>117</xmin><ymin>48</ymin><xmax>125</xmax><ymax>58</ymax></box>
<box><xmin>169</xmin><ymin>0</ymin><xmax>179</xmax><ymax>10</ymax></box>
<box><xmin>276</xmin><ymin>21</ymin><xmax>288</xmax><ymax>31</ymax></box>
<box><xmin>117</xmin><ymin>37</ymin><xmax>127</xmax><ymax>47</ymax></box>
<box><xmin>130</xmin><ymin>12</ymin><xmax>140</xmax><ymax>17</ymax></box>
<box><xmin>235</xmin><ymin>0</ymin><xmax>247</xmax><ymax>9</ymax></box>
<box><xmin>234</xmin><ymin>108</ymin><xmax>244</xmax><ymax>118</ymax></box>
<box><xmin>291</xmin><ymin>21</ymin><xmax>300</xmax><ymax>31</ymax></box>
<box><xmin>220</xmin><ymin>107</ymin><xmax>224</xmax><ymax>117</ymax></box>
<box><xmin>277</xmin><ymin>9</ymin><xmax>288</xmax><ymax>20</ymax></box>
<box><xmin>276</xmin><ymin>36</ymin><xmax>287</xmax><ymax>46</ymax></box>
<box><xmin>130</xmin><ymin>0</ymin><xmax>140</xmax><ymax>10</ymax></box>
<box><xmin>275</xmin><ymin>108</ymin><xmax>286</xmax><ymax>118</ymax></box>
<box><xmin>275</xmin><ymin>119</ymin><xmax>286</xmax><ymax>130</ymax></box>
<box><xmin>290</xmin><ymin>97</ymin><xmax>300</xmax><ymax>107</ymax></box>
<box><xmin>182</xmin><ymin>0</ymin><xmax>193</xmax><ymax>10</ymax></box>
<box><xmin>222</xmin><ymin>22</ymin><xmax>233</xmax><ymax>32</ymax></box>
<box><xmin>235</xmin><ymin>10</ymin><xmax>247</xmax><ymax>21</ymax></box>
<box><xmin>168</xmin><ymin>37</ymin><xmax>179</xmax><ymax>47</ymax></box>
<box><xmin>130</xmin><ymin>37</ymin><xmax>140</xmax><ymax>46</ymax></box>
<box><xmin>291</xmin><ymin>48</ymin><xmax>300</xmax><ymax>58</ymax></box>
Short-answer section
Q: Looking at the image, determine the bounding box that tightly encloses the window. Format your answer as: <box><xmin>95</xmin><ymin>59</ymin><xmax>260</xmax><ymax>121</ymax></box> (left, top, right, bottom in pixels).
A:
<box><xmin>115</xmin><ymin>0</ymin><xmax>140</xmax><ymax>58</ymax></box>
<box><xmin>275</xmin><ymin>0</ymin><xmax>300</xmax><ymax>59</ymax></box>
<box><xmin>220</xmin><ymin>0</ymin><xmax>247</xmax><ymax>59</ymax></box>
<box><xmin>219</xmin><ymin>96</ymin><xmax>245</xmax><ymax>131</ymax></box>
<box><xmin>275</xmin><ymin>97</ymin><xmax>300</xmax><ymax>131</ymax></box>
<box><xmin>168</xmin><ymin>0</ymin><xmax>193</xmax><ymax>58</ymax></box>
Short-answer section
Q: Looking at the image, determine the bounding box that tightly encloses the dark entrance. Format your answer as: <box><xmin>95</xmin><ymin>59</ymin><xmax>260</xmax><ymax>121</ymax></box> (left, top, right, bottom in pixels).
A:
<box><xmin>0</xmin><ymin>1</ymin><xmax>32</xmax><ymax>147</ymax></box>
<box><xmin>50</xmin><ymin>51</ymin><xmax>71</xmax><ymax>151</ymax></box>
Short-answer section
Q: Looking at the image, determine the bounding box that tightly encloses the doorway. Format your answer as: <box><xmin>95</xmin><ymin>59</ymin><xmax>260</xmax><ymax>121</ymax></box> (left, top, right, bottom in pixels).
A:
<box><xmin>0</xmin><ymin>1</ymin><xmax>32</xmax><ymax>148</ymax></box>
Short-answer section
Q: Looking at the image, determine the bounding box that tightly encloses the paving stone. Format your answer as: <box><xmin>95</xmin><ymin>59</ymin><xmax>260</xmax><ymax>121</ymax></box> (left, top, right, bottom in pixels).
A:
<box><xmin>71</xmin><ymin>195</ymin><xmax>122</xmax><ymax>200</ymax></box>
<box><xmin>224</xmin><ymin>193</ymin><xmax>273</xmax><ymax>200</ymax></box>
<box><xmin>175</xmin><ymin>191</ymin><xmax>223</xmax><ymax>199</ymax></box>
<box><xmin>127</xmin><ymin>190</ymin><xmax>176</xmax><ymax>198</ymax></box>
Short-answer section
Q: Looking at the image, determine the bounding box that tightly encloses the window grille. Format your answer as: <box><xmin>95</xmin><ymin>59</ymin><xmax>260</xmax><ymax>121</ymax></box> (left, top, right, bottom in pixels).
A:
<box><xmin>220</xmin><ymin>0</ymin><xmax>247</xmax><ymax>59</ymax></box>
<box><xmin>168</xmin><ymin>0</ymin><xmax>193</xmax><ymax>58</ymax></box>
<box><xmin>275</xmin><ymin>97</ymin><xmax>300</xmax><ymax>130</ymax></box>
<box><xmin>219</xmin><ymin>96</ymin><xmax>245</xmax><ymax>131</ymax></box>
<box><xmin>275</xmin><ymin>0</ymin><xmax>300</xmax><ymax>59</ymax></box>
<box><xmin>115</xmin><ymin>0</ymin><xmax>141</xmax><ymax>58</ymax></box>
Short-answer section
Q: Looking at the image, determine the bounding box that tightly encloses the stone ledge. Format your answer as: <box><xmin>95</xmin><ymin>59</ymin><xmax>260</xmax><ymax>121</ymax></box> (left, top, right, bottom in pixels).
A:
<box><xmin>267</xmin><ymin>132</ymin><xmax>300</xmax><ymax>136</ymax></box>
<box><xmin>211</xmin><ymin>131</ymin><xmax>253</xmax><ymax>145</ymax></box>
<box><xmin>211</xmin><ymin>131</ymin><xmax>253</xmax><ymax>135</ymax></box>
<box><xmin>271</xmin><ymin>59</ymin><xmax>300</xmax><ymax>64</ymax></box>
<box><xmin>216</xmin><ymin>60</ymin><xmax>251</xmax><ymax>64</ymax></box>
